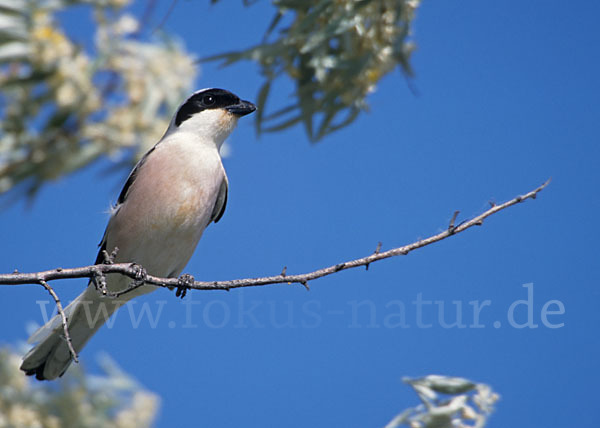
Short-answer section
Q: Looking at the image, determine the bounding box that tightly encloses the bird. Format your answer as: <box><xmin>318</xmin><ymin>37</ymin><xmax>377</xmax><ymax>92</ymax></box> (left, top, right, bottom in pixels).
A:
<box><xmin>20</xmin><ymin>88</ymin><xmax>256</xmax><ymax>380</ymax></box>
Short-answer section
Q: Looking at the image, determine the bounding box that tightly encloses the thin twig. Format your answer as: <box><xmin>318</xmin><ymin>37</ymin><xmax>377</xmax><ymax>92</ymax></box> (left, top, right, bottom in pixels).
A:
<box><xmin>365</xmin><ymin>241</ymin><xmax>382</xmax><ymax>271</ymax></box>
<box><xmin>0</xmin><ymin>180</ymin><xmax>550</xmax><ymax>294</ymax></box>
<box><xmin>38</xmin><ymin>280</ymin><xmax>78</xmax><ymax>363</ymax></box>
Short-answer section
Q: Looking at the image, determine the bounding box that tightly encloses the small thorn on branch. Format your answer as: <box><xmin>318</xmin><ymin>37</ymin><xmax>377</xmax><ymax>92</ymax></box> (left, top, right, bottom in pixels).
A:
<box><xmin>366</xmin><ymin>242</ymin><xmax>383</xmax><ymax>270</ymax></box>
<box><xmin>300</xmin><ymin>280</ymin><xmax>309</xmax><ymax>291</ymax></box>
<box><xmin>281</xmin><ymin>266</ymin><xmax>287</xmax><ymax>277</ymax></box>
<box><xmin>448</xmin><ymin>211</ymin><xmax>460</xmax><ymax>233</ymax></box>
<box><xmin>489</xmin><ymin>200</ymin><xmax>496</xmax><ymax>208</ymax></box>
<box><xmin>334</xmin><ymin>263</ymin><xmax>346</xmax><ymax>272</ymax></box>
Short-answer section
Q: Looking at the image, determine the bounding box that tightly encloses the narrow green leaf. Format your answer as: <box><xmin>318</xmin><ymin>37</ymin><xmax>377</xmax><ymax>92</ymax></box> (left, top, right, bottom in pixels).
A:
<box><xmin>316</xmin><ymin>109</ymin><xmax>337</xmax><ymax>140</ymax></box>
<box><xmin>0</xmin><ymin>41</ymin><xmax>29</xmax><ymax>62</ymax></box>
<box><xmin>261</xmin><ymin>114</ymin><xmax>302</xmax><ymax>133</ymax></box>
<box><xmin>262</xmin><ymin>104</ymin><xmax>299</xmax><ymax>121</ymax></box>
<box><xmin>254</xmin><ymin>80</ymin><xmax>271</xmax><ymax>135</ymax></box>
<box><xmin>324</xmin><ymin>106</ymin><xmax>360</xmax><ymax>136</ymax></box>
<box><xmin>263</xmin><ymin>10</ymin><xmax>283</xmax><ymax>42</ymax></box>
<box><xmin>0</xmin><ymin>0</ymin><xmax>27</xmax><ymax>15</ymax></box>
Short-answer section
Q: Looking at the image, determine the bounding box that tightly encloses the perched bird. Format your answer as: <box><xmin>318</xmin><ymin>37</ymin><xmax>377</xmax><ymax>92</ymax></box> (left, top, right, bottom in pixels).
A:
<box><xmin>21</xmin><ymin>88</ymin><xmax>256</xmax><ymax>380</ymax></box>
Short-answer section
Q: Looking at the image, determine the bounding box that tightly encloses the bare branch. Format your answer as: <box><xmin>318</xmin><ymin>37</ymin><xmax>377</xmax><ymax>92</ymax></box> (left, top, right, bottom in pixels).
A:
<box><xmin>38</xmin><ymin>280</ymin><xmax>78</xmax><ymax>363</ymax></box>
<box><xmin>0</xmin><ymin>180</ymin><xmax>550</xmax><ymax>296</ymax></box>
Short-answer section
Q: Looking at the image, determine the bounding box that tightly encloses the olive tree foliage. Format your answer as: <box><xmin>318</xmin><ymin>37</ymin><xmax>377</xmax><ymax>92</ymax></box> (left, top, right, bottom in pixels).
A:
<box><xmin>206</xmin><ymin>0</ymin><xmax>419</xmax><ymax>140</ymax></box>
<box><xmin>0</xmin><ymin>0</ymin><xmax>196</xmax><ymax>200</ymax></box>
<box><xmin>385</xmin><ymin>376</ymin><xmax>499</xmax><ymax>428</ymax></box>
<box><xmin>0</xmin><ymin>346</ymin><xmax>159</xmax><ymax>428</ymax></box>
<box><xmin>0</xmin><ymin>0</ymin><xmax>420</xmax><ymax>200</ymax></box>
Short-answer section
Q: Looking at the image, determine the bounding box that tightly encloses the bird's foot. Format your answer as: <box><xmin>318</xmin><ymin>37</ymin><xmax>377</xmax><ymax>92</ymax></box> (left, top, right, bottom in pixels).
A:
<box><xmin>176</xmin><ymin>274</ymin><xmax>194</xmax><ymax>299</ymax></box>
<box><xmin>129</xmin><ymin>263</ymin><xmax>147</xmax><ymax>283</ymax></box>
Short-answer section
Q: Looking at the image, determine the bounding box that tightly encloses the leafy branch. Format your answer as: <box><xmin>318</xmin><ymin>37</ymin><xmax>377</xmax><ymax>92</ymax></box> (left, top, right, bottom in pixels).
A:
<box><xmin>204</xmin><ymin>0</ymin><xmax>420</xmax><ymax>141</ymax></box>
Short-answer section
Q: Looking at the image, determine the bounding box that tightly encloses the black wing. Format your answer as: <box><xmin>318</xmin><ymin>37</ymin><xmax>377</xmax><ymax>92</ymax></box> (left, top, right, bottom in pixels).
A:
<box><xmin>94</xmin><ymin>147</ymin><xmax>156</xmax><ymax>265</ymax></box>
<box><xmin>116</xmin><ymin>147</ymin><xmax>156</xmax><ymax>205</ymax></box>
<box><xmin>210</xmin><ymin>177</ymin><xmax>228</xmax><ymax>223</ymax></box>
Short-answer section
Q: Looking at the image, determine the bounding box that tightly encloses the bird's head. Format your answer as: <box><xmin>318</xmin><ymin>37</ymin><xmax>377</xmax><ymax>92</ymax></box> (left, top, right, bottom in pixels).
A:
<box><xmin>169</xmin><ymin>88</ymin><xmax>256</xmax><ymax>146</ymax></box>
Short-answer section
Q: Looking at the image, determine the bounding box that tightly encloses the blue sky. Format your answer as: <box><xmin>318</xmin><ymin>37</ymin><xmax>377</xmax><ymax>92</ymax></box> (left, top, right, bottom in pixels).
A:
<box><xmin>1</xmin><ymin>0</ymin><xmax>599</xmax><ymax>427</ymax></box>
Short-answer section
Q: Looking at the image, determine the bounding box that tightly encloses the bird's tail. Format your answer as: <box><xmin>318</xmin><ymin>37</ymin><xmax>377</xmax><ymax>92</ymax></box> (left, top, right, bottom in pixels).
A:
<box><xmin>20</xmin><ymin>287</ymin><xmax>121</xmax><ymax>380</ymax></box>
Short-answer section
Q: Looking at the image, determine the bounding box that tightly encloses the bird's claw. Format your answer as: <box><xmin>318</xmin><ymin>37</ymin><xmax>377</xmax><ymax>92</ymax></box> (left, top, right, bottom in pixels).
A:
<box><xmin>129</xmin><ymin>263</ymin><xmax>147</xmax><ymax>282</ymax></box>
<box><xmin>176</xmin><ymin>274</ymin><xmax>194</xmax><ymax>299</ymax></box>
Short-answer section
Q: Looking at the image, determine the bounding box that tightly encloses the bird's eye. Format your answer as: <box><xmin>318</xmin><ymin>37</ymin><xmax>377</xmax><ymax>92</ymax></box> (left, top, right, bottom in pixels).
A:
<box><xmin>202</xmin><ymin>95</ymin><xmax>215</xmax><ymax>106</ymax></box>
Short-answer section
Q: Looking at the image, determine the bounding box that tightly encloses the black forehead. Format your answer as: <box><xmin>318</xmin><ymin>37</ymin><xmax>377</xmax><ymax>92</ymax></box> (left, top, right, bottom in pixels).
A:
<box><xmin>175</xmin><ymin>88</ymin><xmax>240</xmax><ymax>126</ymax></box>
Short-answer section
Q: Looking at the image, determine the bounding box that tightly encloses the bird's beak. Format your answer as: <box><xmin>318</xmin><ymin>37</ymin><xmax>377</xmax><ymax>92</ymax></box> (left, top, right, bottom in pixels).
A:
<box><xmin>226</xmin><ymin>100</ymin><xmax>256</xmax><ymax>117</ymax></box>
